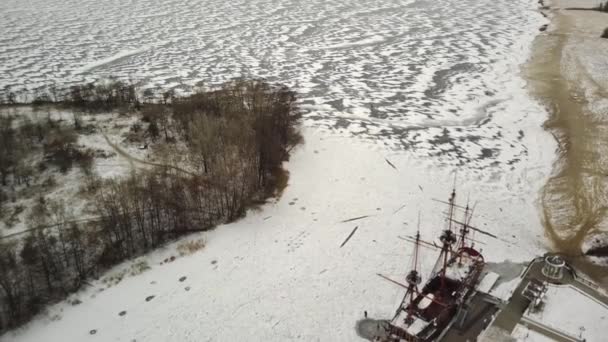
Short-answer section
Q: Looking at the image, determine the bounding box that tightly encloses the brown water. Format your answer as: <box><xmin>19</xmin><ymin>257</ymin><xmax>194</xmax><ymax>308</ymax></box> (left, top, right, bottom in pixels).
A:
<box><xmin>525</xmin><ymin>10</ymin><xmax>608</xmax><ymax>286</ymax></box>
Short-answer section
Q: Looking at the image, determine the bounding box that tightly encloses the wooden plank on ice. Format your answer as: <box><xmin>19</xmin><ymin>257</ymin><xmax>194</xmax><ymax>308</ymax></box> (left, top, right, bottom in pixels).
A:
<box><xmin>340</xmin><ymin>226</ymin><xmax>359</xmax><ymax>248</ymax></box>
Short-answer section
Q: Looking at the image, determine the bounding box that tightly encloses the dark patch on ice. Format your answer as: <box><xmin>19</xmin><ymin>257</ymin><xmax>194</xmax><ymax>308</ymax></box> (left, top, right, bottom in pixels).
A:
<box><xmin>586</xmin><ymin>247</ymin><xmax>608</xmax><ymax>257</ymax></box>
<box><xmin>145</xmin><ymin>295</ymin><xmax>155</xmax><ymax>302</ymax></box>
<box><xmin>334</xmin><ymin>117</ymin><xmax>351</xmax><ymax>129</ymax></box>
<box><xmin>355</xmin><ymin>318</ymin><xmax>390</xmax><ymax>341</ymax></box>
<box><xmin>211</xmin><ymin>260</ymin><xmax>217</xmax><ymax>265</ymax></box>
<box><xmin>179</xmin><ymin>276</ymin><xmax>187</xmax><ymax>282</ymax></box>
<box><xmin>89</xmin><ymin>329</ymin><xmax>97</xmax><ymax>335</ymax></box>
<box><xmin>185</xmin><ymin>286</ymin><xmax>191</xmax><ymax>291</ymax></box>
<box><xmin>479</xmin><ymin>148</ymin><xmax>497</xmax><ymax>160</ymax></box>
<box><xmin>326</xmin><ymin>99</ymin><xmax>344</xmax><ymax>111</ymax></box>
<box><xmin>428</xmin><ymin>128</ymin><xmax>454</xmax><ymax>146</ymax></box>
<box><xmin>424</xmin><ymin>63</ymin><xmax>476</xmax><ymax>99</ymax></box>
<box><xmin>386</xmin><ymin>93</ymin><xmax>407</xmax><ymax>102</ymax></box>
<box><xmin>462</xmin><ymin>135</ymin><xmax>482</xmax><ymax>143</ymax></box>
<box><xmin>119</xmin><ymin>310</ymin><xmax>127</xmax><ymax>316</ymax></box>
<box><xmin>299</xmin><ymin>99</ymin><xmax>316</xmax><ymax>107</ymax></box>
<box><xmin>369</xmin><ymin>105</ymin><xmax>387</xmax><ymax>119</ymax></box>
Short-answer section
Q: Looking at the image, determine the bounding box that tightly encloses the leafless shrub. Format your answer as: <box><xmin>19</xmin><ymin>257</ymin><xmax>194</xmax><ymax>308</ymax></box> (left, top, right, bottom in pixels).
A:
<box><xmin>177</xmin><ymin>238</ymin><xmax>206</xmax><ymax>256</ymax></box>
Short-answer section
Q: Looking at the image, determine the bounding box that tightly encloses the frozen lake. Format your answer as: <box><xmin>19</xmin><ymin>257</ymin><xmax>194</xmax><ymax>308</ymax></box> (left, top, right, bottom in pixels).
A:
<box><xmin>2</xmin><ymin>0</ymin><xmax>545</xmax><ymax>169</ymax></box>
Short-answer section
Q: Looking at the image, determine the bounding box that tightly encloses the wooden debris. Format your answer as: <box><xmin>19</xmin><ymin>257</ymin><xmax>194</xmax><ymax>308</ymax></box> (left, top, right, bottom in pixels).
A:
<box><xmin>340</xmin><ymin>226</ymin><xmax>359</xmax><ymax>248</ymax></box>
<box><xmin>393</xmin><ymin>204</ymin><xmax>406</xmax><ymax>214</ymax></box>
<box><xmin>340</xmin><ymin>215</ymin><xmax>369</xmax><ymax>223</ymax></box>
<box><xmin>385</xmin><ymin>158</ymin><xmax>397</xmax><ymax>170</ymax></box>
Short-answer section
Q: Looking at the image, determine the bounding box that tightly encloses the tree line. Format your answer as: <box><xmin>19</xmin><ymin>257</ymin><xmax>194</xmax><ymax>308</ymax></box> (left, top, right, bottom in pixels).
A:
<box><xmin>0</xmin><ymin>80</ymin><xmax>301</xmax><ymax>333</ymax></box>
<box><xmin>1</xmin><ymin>79</ymin><xmax>177</xmax><ymax>110</ymax></box>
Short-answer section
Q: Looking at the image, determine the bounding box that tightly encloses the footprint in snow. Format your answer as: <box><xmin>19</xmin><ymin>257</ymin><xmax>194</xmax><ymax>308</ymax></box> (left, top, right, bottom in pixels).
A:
<box><xmin>145</xmin><ymin>295</ymin><xmax>155</xmax><ymax>302</ymax></box>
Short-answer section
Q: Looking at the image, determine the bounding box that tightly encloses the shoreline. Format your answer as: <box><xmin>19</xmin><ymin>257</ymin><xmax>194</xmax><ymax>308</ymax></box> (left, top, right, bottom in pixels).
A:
<box><xmin>525</xmin><ymin>0</ymin><xmax>608</xmax><ymax>286</ymax></box>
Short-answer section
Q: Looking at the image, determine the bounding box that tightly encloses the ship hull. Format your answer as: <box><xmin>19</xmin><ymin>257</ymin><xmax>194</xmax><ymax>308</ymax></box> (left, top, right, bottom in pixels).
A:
<box><xmin>385</xmin><ymin>248</ymin><xmax>484</xmax><ymax>341</ymax></box>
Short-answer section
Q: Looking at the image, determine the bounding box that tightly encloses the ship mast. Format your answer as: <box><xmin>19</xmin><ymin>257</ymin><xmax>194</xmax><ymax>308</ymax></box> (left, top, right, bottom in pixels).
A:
<box><xmin>458</xmin><ymin>202</ymin><xmax>471</xmax><ymax>250</ymax></box>
<box><xmin>405</xmin><ymin>228</ymin><xmax>422</xmax><ymax>320</ymax></box>
<box><xmin>439</xmin><ymin>187</ymin><xmax>457</xmax><ymax>287</ymax></box>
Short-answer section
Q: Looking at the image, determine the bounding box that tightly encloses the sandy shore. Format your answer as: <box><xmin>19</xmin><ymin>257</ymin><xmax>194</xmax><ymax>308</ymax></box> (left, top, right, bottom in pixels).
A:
<box><xmin>525</xmin><ymin>0</ymin><xmax>608</xmax><ymax>285</ymax></box>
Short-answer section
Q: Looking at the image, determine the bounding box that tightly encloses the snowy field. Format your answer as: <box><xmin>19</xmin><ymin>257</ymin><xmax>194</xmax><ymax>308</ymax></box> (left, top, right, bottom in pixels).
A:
<box><xmin>0</xmin><ymin>0</ymin><xmax>558</xmax><ymax>341</ymax></box>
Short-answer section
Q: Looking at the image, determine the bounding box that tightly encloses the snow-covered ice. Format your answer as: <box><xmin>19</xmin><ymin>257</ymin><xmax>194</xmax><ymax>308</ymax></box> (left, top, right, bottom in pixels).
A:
<box><xmin>0</xmin><ymin>0</ymin><xmax>552</xmax><ymax>169</ymax></box>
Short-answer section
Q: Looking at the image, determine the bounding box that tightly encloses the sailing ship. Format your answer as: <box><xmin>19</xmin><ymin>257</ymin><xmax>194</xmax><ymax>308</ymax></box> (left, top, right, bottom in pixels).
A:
<box><xmin>377</xmin><ymin>188</ymin><xmax>495</xmax><ymax>341</ymax></box>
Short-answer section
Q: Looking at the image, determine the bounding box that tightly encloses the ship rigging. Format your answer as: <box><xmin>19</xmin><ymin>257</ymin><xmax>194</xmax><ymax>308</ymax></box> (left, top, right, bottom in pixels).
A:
<box><xmin>376</xmin><ymin>188</ymin><xmax>496</xmax><ymax>342</ymax></box>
